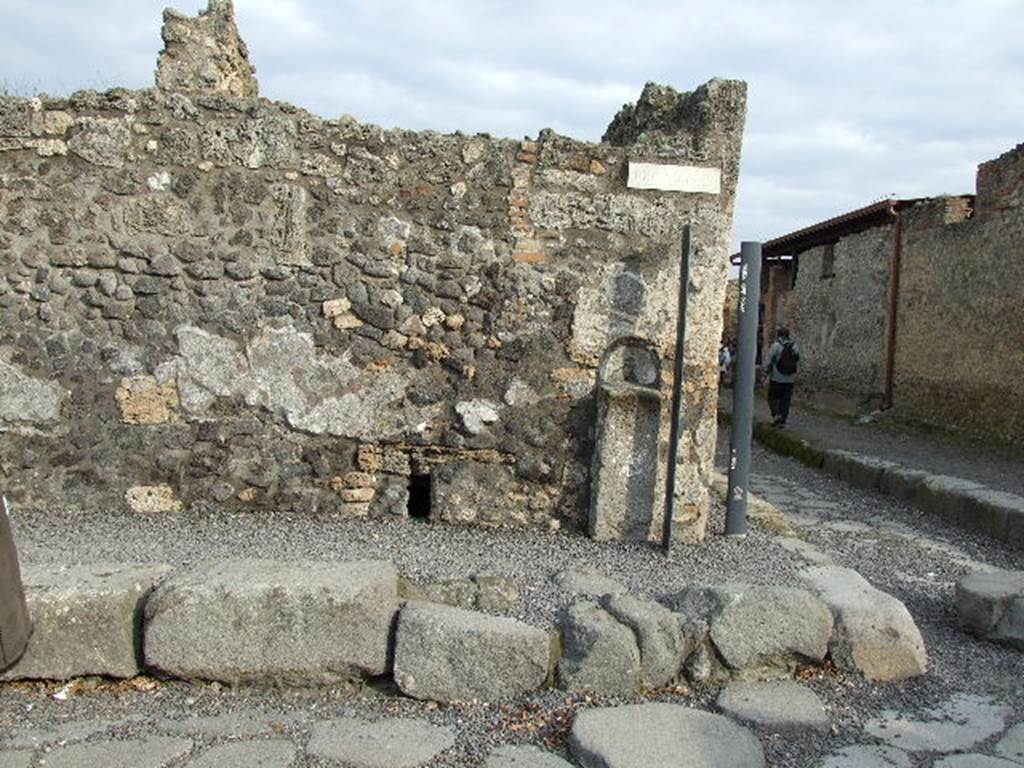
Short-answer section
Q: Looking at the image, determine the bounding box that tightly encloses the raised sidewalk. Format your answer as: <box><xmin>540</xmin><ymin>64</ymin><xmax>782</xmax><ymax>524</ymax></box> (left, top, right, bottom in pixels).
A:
<box><xmin>718</xmin><ymin>390</ymin><xmax>1024</xmax><ymax>549</ymax></box>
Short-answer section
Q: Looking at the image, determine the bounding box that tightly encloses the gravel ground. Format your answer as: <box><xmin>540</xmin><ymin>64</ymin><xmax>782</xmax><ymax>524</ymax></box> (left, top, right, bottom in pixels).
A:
<box><xmin>1</xmin><ymin>427</ymin><xmax>1022</xmax><ymax>767</ymax></box>
<box><xmin>720</xmin><ymin>389</ymin><xmax>1024</xmax><ymax>496</ymax></box>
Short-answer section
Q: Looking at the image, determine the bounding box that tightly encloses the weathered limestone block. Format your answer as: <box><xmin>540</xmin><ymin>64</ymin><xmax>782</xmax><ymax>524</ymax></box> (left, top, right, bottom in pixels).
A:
<box><xmin>143</xmin><ymin>559</ymin><xmax>398</xmax><ymax>683</ymax></box>
<box><xmin>115</xmin><ymin>375</ymin><xmax>180</xmax><ymax>424</ymax></box>
<box><xmin>125</xmin><ymin>484</ymin><xmax>184</xmax><ymax>513</ymax></box>
<box><xmin>822</xmin><ymin>449</ymin><xmax>901</xmax><ymax>491</ymax></box>
<box><xmin>956</xmin><ymin>570</ymin><xmax>1024</xmax><ymax>650</ymax></box>
<box><xmin>558</xmin><ymin>600</ymin><xmax>642</xmax><ymax>694</ymax></box>
<box><xmin>156</xmin><ymin>0</ymin><xmax>258</xmax><ymax>98</ymax></box>
<box><xmin>393</xmin><ymin>601</ymin><xmax>549</xmax><ymax>702</ymax></box>
<box><xmin>667</xmin><ymin>584</ymin><xmax>833</xmax><ymax>678</ymax></box>
<box><xmin>801</xmin><ymin>565</ymin><xmax>927</xmax><ymax>681</ymax></box>
<box><xmin>401</xmin><ymin>574</ymin><xmax>520</xmax><ymax>612</ymax></box>
<box><xmin>432</xmin><ymin>462</ymin><xmax>522</xmax><ymax>526</ymax></box>
<box><xmin>67</xmin><ymin>116</ymin><xmax>132</xmax><ymax>168</ymax></box>
<box><xmin>1</xmin><ymin>563</ymin><xmax>171</xmax><ymax>680</ymax></box>
<box><xmin>569</xmin><ymin>703</ymin><xmax>765</xmax><ymax>768</ymax></box>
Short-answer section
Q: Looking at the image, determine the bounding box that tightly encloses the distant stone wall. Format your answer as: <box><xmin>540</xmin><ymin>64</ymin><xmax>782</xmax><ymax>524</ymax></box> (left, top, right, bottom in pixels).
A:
<box><xmin>895</xmin><ymin>146</ymin><xmax>1024</xmax><ymax>444</ymax></box>
<box><xmin>0</xmin><ymin>2</ymin><xmax>746</xmax><ymax>541</ymax></box>
<box><xmin>786</xmin><ymin>228</ymin><xmax>892</xmax><ymax>406</ymax></box>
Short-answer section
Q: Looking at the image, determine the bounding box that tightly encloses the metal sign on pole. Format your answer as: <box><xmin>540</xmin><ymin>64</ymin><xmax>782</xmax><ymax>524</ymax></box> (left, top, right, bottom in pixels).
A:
<box><xmin>725</xmin><ymin>242</ymin><xmax>763</xmax><ymax>536</ymax></box>
<box><xmin>662</xmin><ymin>225</ymin><xmax>691</xmax><ymax>555</ymax></box>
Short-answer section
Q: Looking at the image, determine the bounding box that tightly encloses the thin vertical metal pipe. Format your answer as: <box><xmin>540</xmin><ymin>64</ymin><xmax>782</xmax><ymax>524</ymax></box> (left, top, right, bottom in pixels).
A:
<box><xmin>725</xmin><ymin>242</ymin><xmax>763</xmax><ymax>536</ymax></box>
<box><xmin>662</xmin><ymin>225</ymin><xmax>691</xmax><ymax>555</ymax></box>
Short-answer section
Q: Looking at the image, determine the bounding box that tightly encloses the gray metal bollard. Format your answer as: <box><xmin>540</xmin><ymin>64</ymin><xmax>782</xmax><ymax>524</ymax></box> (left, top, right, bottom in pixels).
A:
<box><xmin>0</xmin><ymin>495</ymin><xmax>31</xmax><ymax>671</ymax></box>
<box><xmin>725</xmin><ymin>242</ymin><xmax>763</xmax><ymax>536</ymax></box>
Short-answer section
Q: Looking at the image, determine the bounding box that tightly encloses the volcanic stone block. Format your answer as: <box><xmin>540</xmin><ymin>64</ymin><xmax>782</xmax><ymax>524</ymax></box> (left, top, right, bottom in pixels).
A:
<box><xmin>143</xmin><ymin>559</ymin><xmax>398</xmax><ymax>684</ymax></box>
<box><xmin>802</xmin><ymin>565</ymin><xmax>927</xmax><ymax>681</ymax></box>
<box><xmin>393</xmin><ymin>601</ymin><xmax>549</xmax><ymax>702</ymax></box>
<box><xmin>601</xmin><ymin>593</ymin><xmax>688</xmax><ymax>688</ymax></box>
<box><xmin>668</xmin><ymin>584</ymin><xmax>833</xmax><ymax>677</ymax></box>
<box><xmin>956</xmin><ymin>569</ymin><xmax>1024</xmax><ymax>650</ymax></box>
<box><xmin>2</xmin><ymin>562</ymin><xmax>171</xmax><ymax>681</ymax></box>
<box><xmin>569</xmin><ymin>703</ymin><xmax>765</xmax><ymax>768</ymax></box>
<box><xmin>558</xmin><ymin>600</ymin><xmax>642</xmax><ymax>694</ymax></box>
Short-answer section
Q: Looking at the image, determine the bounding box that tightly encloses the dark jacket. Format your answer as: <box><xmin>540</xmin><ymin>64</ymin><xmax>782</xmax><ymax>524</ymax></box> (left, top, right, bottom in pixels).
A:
<box><xmin>0</xmin><ymin>497</ymin><xmax>31</xmax><ymax>671</ymax></box>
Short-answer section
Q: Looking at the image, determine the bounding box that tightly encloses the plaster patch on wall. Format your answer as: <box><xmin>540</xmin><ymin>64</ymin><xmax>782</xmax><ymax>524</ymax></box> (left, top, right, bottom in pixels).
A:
<box><xmin>125</xmin><ymin>484</ymin><xmax>183</xmax><ymax>513</ymax></box>
<box><xmin>163</xmin><ymin>324</ymin><xmax>437</xmax><ymax>440</ymax></box>
<box><xmin>115</xmin><ymin>375</ymin><xmax>180</xmax><ymax>425</ymax></box>
<box><xmin>0</xmin><ymin>355</ymin><xmax>65</xmax><ymax>430</ymax></box>
<box><xmin>627</xmin><ymin>162</ymin><xmax>721</xmax><ymax>194</ymax></box>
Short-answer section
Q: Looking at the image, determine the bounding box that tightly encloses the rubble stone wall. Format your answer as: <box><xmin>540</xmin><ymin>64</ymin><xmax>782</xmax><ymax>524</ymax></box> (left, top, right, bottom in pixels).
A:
<box><xmin>895</xmin><ymin>145</ymin><xmax>1024</xmax><ymax>445</ymax></box>
<box><xmin>0</xmin><ymin>2</ymin><xmax>746</xmax><ymax>541</ymax></box>
<box><xmin>786</xmin><ymin>228</ymin><xmax>892</xmax><ymax>406</ymax></box>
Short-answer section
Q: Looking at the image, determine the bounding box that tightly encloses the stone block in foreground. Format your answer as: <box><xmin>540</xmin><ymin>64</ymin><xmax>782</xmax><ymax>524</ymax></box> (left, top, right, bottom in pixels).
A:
<box><xmin>569</xmin><ymin>703</ymin><xmax>765</xmax><ymax>768</ymax></box>
<box><xmin>558</xmin><ymin>600</ymin><xmax>642</xmax><ymax>694</ymax></box>
<box><xmin>143</xmin><ymin>559</ymin><xmax>398</xmax><ymax>684</ymax></box>
<box><xmin>801</xmin><ymin>565</ymin><xmax>927</xmax><ymax>681</ymax></box>
<box><xmin>393</xmin><ymin>601</ymin><xmax>549</xmax><ymax>702</ymax></box>
<box><xmin>667</xmin><ymin>583</ymin><xmax>833</xmax><ymax>678</ymax></box>
<box><xmin>2</xmin><ymin>562</ymin><xmax>171</xmax><ymax>681</ymax></box>
<box><xmin>956</xmin><ymin>570</ymin><xmax>1024</xmax><ymax>650</ymax></box>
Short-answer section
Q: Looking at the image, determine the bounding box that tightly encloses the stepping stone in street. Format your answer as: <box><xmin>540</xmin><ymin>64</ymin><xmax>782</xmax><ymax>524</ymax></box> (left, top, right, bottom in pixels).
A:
<box><xmin>717</xmin><ymin>681</ymin><xmax>829</xmax><ymax>733</ymax></box>
<box><xmin>569</xmin><ymin>703</ymin><xmax>765</xmax><ymax>768</ymax></box>
<box><xmin>2</xmin><ymin>718</ymin><xmax>138</xmax><ymax>750</ymax></box>
<box><xmin>184</xmin><ymin>740</ymin><xmax>297</xmax><ymax>768</ymax></box>
<box><xmin>485</xmin><ymin>744</ymin><xmax>576</xmax><ymax>767</ymax></box>
<box><xmin>42</xmin><ymin>736</ymin><xmax>193</xmax><ymax>768</ymax></box>
<box><xmin>956</xmin><ymin>570</ymin><xmax>1024</xmax><ymax>650</ymax></box>
<box><xmin>865</xmin><ymin>693</ymin><xmax>1010</xmax><ymax>753</ymax></box>
<box><xmin>996</xmin><ymin>722</ymin><xmax>1024</xmax><ymax>763</ymax></box>
<box><xmin>817</xmin><ymin>744</ymin><xmax>911</xmax><ymax>767</ymax></box>
<box><xmin>801</xmin><ymin>565</ymin><xmax>927</xmax><ymax>681</ymax></box>
<box><xmin>307</xmin><ymin>717</ymin><xmax>455</xmax><ymax>768</ymax></box>
<box><xmin>932</xmin><ymin>756</ymin><xmax>1022</xmax><ymax>768</ymax></box>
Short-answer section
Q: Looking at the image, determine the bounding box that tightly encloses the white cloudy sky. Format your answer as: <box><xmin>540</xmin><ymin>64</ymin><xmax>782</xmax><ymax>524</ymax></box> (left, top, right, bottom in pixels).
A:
<box><xmin>2</xmin><ymin>0</ymin><xmax>1022</xmax><ymax>247</ymax></box>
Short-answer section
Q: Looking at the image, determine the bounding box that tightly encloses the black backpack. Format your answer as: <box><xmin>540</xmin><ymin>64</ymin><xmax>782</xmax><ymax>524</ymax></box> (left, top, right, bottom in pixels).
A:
<box><xmin>775</xmin><ymin>342</ymin><xmax>799</xmax><ymax>375</ymax></box>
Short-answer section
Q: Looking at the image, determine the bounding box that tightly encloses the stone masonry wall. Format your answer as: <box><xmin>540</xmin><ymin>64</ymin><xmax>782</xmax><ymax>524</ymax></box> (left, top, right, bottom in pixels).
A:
<box><xmin>895</xmin><ymin>145</ymin><xmax>1024</xmax><ymax>445</ymax></box>
<box><xmin>786</xmin><ymin>227</ymin><xmax>892</xmax><ymax>406</ymax></box>
<box><xmin>0</xmin><ymin>2</ymin><xmax>746</xmax><ymax>541</ymax></box>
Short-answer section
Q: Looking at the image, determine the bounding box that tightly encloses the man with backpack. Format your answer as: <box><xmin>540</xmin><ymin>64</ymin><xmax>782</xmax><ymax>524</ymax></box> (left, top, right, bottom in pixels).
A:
<box><xmin>764</xmin><ymin>327</ymin><xmax>800</xmax><ymax>427</ymax></box>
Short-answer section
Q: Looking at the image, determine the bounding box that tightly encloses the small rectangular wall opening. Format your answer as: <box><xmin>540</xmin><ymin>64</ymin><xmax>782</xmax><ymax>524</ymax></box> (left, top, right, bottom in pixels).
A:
<box><xmin>407</xmin><ymin>474</ymin><xmax>431</xmax><ymax>519</ymax></box>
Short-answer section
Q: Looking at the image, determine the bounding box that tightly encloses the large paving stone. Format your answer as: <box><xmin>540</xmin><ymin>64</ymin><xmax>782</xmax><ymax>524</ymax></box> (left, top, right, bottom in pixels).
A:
<box><xmin>601</xmin><ymin>593</ymin><xmax>687</xmax><ymax>688</ymax></box>
<box><xmin>1</xmin><ymin>562</ymin><xmax>171</xmax><ymax>680</ymax></box>
<box><xmin>184</xmin><ymin>740</ymin><xmax>297</xmax><ymax>768</ymax></box>
<box><xmin>485</xmin><ymin>744</ymin><xmax>576</xmax><ymax>767</ymax></box>
<box><xmin>717</xmin><ymin>681</ymin><xmax>829</xmax><ymax>732</ymax></box>
<box><xmin>956</xmin><ymin>570</ymin><xmax>1024</xmax><ymax>650</ymax></box>
<box><xmin>156</xmin><ymin>712</ymin><xmax>274</xmax><ymax>738</ymax></box>
<box><xmin>818</xmin><ymin>744</ymin><xmax>911</xmax><ymax>768</ymax></box>
<box><xmin>2</xmin><ymin>718</ymin><xmax>139</xmax><ymax>750</ymax></box>
<box><xmin>144</xmin><ymin>559</ymin><xmax>398</xmax><ymax>684</ymax></box>
<box><xmin>668</xmin><ymin>583</ymin><xmax>833</xmax><ymax>676</ymax></box>
<box><xmin>307</xmin><ymin>717</ymin><xmax>455</xmax><ymax>768</ymax></box>
<box><xmin>932</xmin><ymin>756</ymin><xmax>1021</xmax><ymax>768</ymax></box>
<box><xmin>558</xmin><ymin>600</ymin><xmax>641</xmax><ymax>694</ymax></box>
<box><xmin>995</xmin><ymin>722</ymin><xmax>1024</xmax><ymax>763</ymax></box>
<box><xmin>569</xmin><ymin>703</ymin><xmax>765</xmax><ymax>768</ymax></box>
<box><xmin>42</xmin><ymin>736</ymin><xmax>193</xmax><ymax>768</ymax></box>
<box><xmin>0</xmin><ymin>751</ymin><xmax>32</xmax><ymax>768</ymax></box>
<box><xmin>865</xmin><ymin>693</ymin><xmax>1010</xmax><ymax>753</ymax></box>
<box><xmin>801</xmin><ymin>565</ymin><xmax>927</xmax><ymax>681</ymax></box>
<box><xmin>393</xmin><ymin>600</ymin><xmax>549</xmax><ymax>702</ymax></box>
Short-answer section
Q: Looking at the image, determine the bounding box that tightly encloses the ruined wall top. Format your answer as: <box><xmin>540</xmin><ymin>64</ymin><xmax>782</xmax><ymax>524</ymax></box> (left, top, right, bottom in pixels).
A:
<box><xmin>155</xmin><ymin>0</ymin><xmax>258</xmax><ymax>98</ymax></box>
<box><xmin>975</xmin><ymin>141</ymin><xmax>1024</xmax><ymax>219</ymax></box>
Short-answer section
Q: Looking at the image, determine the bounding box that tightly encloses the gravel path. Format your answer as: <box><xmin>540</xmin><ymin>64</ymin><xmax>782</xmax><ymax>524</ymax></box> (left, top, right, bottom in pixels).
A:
<box><xmin>720</xmin><ymin>389</ymin><xmax>1024</xmax><ymax>496</ymax></box>
<box><xmin>1</xmin><ymin>427</ymin><xmax>1022</xmax><ymax>767</ymax></box>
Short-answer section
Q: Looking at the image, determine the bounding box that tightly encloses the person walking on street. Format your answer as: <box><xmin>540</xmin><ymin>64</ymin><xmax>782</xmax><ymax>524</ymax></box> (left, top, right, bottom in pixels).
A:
<box><xmin>764</xmin><ymin>326</ymin><xmax>800</xmax><ymax>427</ymax></box>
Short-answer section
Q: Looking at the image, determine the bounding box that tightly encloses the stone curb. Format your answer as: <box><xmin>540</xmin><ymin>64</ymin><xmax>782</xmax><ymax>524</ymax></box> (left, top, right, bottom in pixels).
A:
<box><xmin>719</xmin><ymin>408</ymin><xmax>1024</xmax><ymax>549</ymax></box>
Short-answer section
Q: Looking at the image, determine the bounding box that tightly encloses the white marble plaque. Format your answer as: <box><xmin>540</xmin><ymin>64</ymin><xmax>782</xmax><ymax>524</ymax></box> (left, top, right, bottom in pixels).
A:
<box><xmin>627</xmin><ymin>162</ymin><xmax>721</xmax><ymax>194</ymax></box>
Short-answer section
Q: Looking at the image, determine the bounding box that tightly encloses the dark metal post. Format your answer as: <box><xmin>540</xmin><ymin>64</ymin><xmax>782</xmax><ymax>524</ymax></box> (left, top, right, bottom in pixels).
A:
<box><xmin>0</xmin><ymin>495</ymin><xmax>31</xmax><ymax>672</ymax></box>
<box><xmin>725</xmin><ymin>242</ymin><xmax>762</xmax><ymax>536</ymax></box>
<box><xmin>662</xmin><ymin>225</ymin><xmax>691</xmax><ymax>554</ymax></box>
